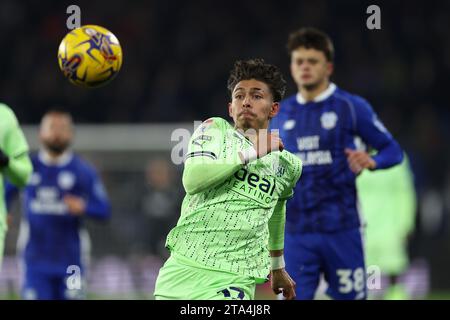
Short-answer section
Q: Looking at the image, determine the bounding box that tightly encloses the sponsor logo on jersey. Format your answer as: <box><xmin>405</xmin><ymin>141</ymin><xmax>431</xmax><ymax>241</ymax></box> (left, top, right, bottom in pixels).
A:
<box><xmin>296</xmin><ymin>151</ymin><xmax>333</xmax><ymax>166</ymax></box>
<box><xmin>222</xmin><ymin>168</ymin><xmax>276</xmax><ymax>205</ymax></box>
<box><xmin>192</xmin><ymin>134</ymin><xmax>212</xmax><ymax>147</ymax></box>
<box><xmin>296</xmin><ymin>135</ymin><xmax>333</xmax><ymax>166</ymax></box>
<box><xmin>30</xmin><ymin>187</ymin><xmax>66</xmax><ymax>215</ymax></box>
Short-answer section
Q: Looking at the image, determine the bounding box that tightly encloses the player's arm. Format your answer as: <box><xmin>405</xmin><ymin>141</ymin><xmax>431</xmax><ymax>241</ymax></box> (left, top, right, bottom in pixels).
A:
<box><xmin>82</xmin><ymin>166</ymin><xmax>111</xmax><ymax>219</ymax></box>
<box><xmin>65</xmin><ymin>166</ymin><xmax>111</xmax><ymax>219</ymax></box>
<box><xmin>346</xmin><ymin>98</ymin><xmax>403</xmax><ymax>173</ymax></box>
<box><xmin>183</xmin><ymin>119</ymin><xmax>243</xmax><ymax>195</ymax></box>
<box><xmin>269</xmin><ymin>200</ymin><xmax>296</xmax><ymax>300</ymax></box>
<box><xmin>0</xmin><ymin>106</ymin><xmax>32</xmax><ymax>187</ymax></box>
<box><xmin>183</xmin><ymin>154</ymin><xmax>245</xmax><ymax>195</ymax></box>
<box><xmin>268</xmin><ymin>156</ymin><xmax>302</xmax><ymax>300</ymax></box>
<box><xmin>183</xmin><ymin>118</ymin><xmax>253</xmax><ymax>195</ymax></box>
<box><xmin>183</xmin><ymin>118</ymin><xmax>284</xmax><ymax>195</ymax></box>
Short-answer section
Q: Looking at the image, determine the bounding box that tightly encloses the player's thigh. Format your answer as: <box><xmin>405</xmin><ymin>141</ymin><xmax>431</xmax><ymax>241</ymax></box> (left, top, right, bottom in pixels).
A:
<box><xmin>193</xmin><ymin>272</ymin><xmax>256</xmax><ymax>300</ymax></box>
<box><xmin>366</xmin><ymin>234</ymin><xmax>408</xmax><ymax>275</ymax></box>
<box><xmin>284</xmin><ymin>232</ymin><xmax>322</xmax><ymax>300</ymax></box>
<box><xmin>22</xmin><ymin>269</ymin><xmax>55</xmax><ymax>300</ymax></box>
<box><xmin>322</xmin><ymin>228</ymin><xmax>366</xmax><ymax>300</ymax></box>
<box><xmin>154</xmin><ymin>255</ymin><xmax>193</xmax><ymax>299</ymax></box>
<box><xmin>154</xmin><ymin>255</ymin><xmax>255</xmax><ymax>300</ymax></box>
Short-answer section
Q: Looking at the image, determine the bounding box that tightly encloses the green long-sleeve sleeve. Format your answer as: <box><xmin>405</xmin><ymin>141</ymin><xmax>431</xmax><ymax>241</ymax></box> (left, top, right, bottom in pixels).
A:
<box><xmin>268</xmin><ymin>199</ymin><xmax>286</xmax><ymax>251</ymax></box>
<box><xmin>0</xmin><ymin>104</ymin><xmax>32</xmax><ymax>187</ymax></box>
<box><xmin>0</xmin><ymin>103</ymin><xmax>32</xmax><ymax>232</ymax></box>
<box><xmin>4</xmin><ymin>152</ymin><xmax>33</xmax><ymax>187</ymax></box>
<box><xmin>182</xmin><ymin>117</ymin><xmax>254</xmax><ymax>195</ymax></box>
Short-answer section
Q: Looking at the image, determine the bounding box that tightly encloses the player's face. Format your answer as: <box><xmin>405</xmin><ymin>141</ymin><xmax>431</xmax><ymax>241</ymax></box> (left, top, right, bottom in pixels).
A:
<box><xmin>39</xmin><ymin>114</ymin><xmax>74</xmax><ymax>155</ymax></box>
<box><xmin>228</xmin><ymin>79</ymin><xmax>279</xmax><ymax>131</ymax></box>
<box><xmin>290</xmin><ymin>47</ymin><xmax>333</xmax><ymax>90</ymax></box>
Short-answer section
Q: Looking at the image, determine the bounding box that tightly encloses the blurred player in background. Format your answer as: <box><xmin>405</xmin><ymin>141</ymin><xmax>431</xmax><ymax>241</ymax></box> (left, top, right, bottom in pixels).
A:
<box><xmin>357</xmin><ymin>152</ymin><xmax>417</xmax><ymax>299</ymax></box>
<box><xmin>270</xmin><ymin>27</ymin><xmax>403</xmax><ymax>299</ymax></box>
<box><xmin>6</xmin><ymin>110</ymin><xmax>111</xmax><ymax>300</ymax></box>
<box><xmin>154</xmin><ymin>59</ymin><xmax>302</xmax><ymax>300</ymax></box>
<box><xmin>0</xmin><ymin>103</ymin><xmax>33</xmax><ymax>269</ymax></box>
<box><xmin>140</xmin><ymin>158</ymin><xmax>181</xmax><ymax>259</ymax></box>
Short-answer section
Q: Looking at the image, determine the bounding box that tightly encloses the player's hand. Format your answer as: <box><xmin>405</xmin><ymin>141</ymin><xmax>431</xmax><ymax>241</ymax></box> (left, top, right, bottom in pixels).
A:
<box><xmin>64</xmin><ymin>195</ymin><xmax>86</xmax><ymax>216</ymax></box>
<box><xmin>0</xmin><ymin>149</ymin><xmax>9</xmax><ymax>168</ymax></box>
<box><xmin>245</xmin><ymin>131</ymin><xmax>284</xmax><ymax>158</ymax></box>
<box><xmin>344</xmin><ymin>148</ymin><xmax>376</xmax><ymax>174</ymax></box>
<box><xmin>271</xmin><ymin>268</ymin><xmax>296</xmax><ymax>300</ymax></box>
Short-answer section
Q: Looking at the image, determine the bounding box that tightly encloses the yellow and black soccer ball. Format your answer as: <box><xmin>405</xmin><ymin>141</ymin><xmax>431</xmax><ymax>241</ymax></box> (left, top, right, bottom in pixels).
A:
<box><xmin>58</xmin><ymin>25</ymin><xmax>123</xmax><ymax>88</ymax></box>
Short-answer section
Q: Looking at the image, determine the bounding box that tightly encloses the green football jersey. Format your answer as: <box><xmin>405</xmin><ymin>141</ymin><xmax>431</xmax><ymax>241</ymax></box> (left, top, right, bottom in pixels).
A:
<box><xmin>166</xmin><ymin>117</ymin><xmax>302</xmax><ymax>280</ymax></box>
<box><xmin>0</xmin><ymin>103</ymin><xmax>33</xmax><ymax>232</ymax></box>
<box><xmin>357</xmin><ymin>154</ymin><xmax>416</xmax><ymax>273</ymax></box>
<box><xmin>357</xmin><ymin>154</ymin><xmax>416</xmax><ymax>240</ymax></box>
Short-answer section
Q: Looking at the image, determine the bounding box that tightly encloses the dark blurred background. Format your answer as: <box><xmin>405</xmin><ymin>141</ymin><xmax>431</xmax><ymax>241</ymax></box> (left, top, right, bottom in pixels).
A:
<box><xmin>0</xmin><ymin>0</ymin><xmax>449</xmax><ymax>298</ymax></box>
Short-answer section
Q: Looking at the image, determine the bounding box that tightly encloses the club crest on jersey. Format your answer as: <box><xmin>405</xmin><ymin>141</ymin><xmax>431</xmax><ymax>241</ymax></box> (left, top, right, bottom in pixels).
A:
<box><xmin>320</xmin><ymin>112</ymin><xmax>338</xmax><ymax>130</ymax></box>
<box><xmin>272</xmin><ymin>163</ymin><xmax>286</xmax><ymax>177</ymax></box>
<box><xmin>199</xmin><ymin>118</ymin><xmax>214</xmax><ymax>132</ymax></box>
<box><xmin>58</xmin><ymin>171</ymin><xmax>76</xmax><ymax>190</ymax></box>
<box><xmin>283</xmin><ymin>120</ymin><xmax>296</xmax><ymax>130</ymax></box>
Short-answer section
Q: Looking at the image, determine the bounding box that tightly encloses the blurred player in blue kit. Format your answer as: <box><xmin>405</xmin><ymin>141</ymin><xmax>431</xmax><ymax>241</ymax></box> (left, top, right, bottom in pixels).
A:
<box><xmin>6</xmin><ymin>110</ymin><xmax>111</xmax><ymax>300</ymax></box>
<box><xmin>270</xmin><ymin>28</ymin><xmax>403</xmax><ymax>299</ymax></box>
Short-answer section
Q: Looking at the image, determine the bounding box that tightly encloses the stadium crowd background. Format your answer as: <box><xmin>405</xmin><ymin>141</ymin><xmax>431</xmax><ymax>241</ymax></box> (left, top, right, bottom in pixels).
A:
<box><xmin>0</xmin><ymin>0</ymin><xmax>449</xmax><ymax>298</ymax></box>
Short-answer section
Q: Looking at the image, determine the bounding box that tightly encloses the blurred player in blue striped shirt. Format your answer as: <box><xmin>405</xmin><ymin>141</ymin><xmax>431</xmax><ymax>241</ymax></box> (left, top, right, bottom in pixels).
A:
<box><xmin>270</xmin><ymin>28</ymin><xmax>403</xmax><ymax>300</ymax></box>
<box><xmin>6</xmin><ymin>110</ymin><xmax>111</xmax><ymax>299</ymax></box>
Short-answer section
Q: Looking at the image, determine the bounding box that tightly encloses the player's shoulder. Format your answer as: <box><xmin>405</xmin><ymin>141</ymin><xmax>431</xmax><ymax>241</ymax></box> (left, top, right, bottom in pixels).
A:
<box><xmin>278</xmin><ymin>150</ymin><xmax>303</xmax><ymax>182</ymax></box>
<box><xmin>280</xmin><ymin>94</ymin><xmax>298</xmax><ymax>111</ymax></box>
<box><xmin>0</xmin><ymin>103</ymin><xmax>18</xmax><ymax>123</ymax></box>
<box><xmin>202</xmin><ymin>117</ymin><xmax>231</xmax><ymax>128</ymax></box>
<box><xmin>71</xmin><ymin>154</ymin><xmax>98</xmax><ymax>173</ymax></box>
<box><xmin>333</xmin><ymin>87</ymin><xmax>372</xmax><ymax>109</ymax></box>
<box><xmin>279</xmin><ymin>149</ymin><xmax>302</xmax><ymax>168</ymax></box>
<box><xmin>194</xmin><ymin>117</ymin><xmax>232</xmax><ymax>135</ymax></box>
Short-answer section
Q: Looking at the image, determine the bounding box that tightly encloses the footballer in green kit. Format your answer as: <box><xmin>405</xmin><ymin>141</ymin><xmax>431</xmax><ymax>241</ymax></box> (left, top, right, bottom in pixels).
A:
<box><xmin>0</xmin><ymin>103</ymin><xmax>33</xmax><ymax>268</ymax></box>
<box><xmin>154</xmin><ymin>59</ymin><xmax>302</xmax><ymax>300</ymax></box>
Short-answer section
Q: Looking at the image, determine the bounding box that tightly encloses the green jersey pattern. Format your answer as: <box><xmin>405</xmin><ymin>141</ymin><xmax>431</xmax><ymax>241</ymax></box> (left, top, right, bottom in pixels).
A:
<box><xmin>166</xmin><ymin>117</ymin><xmax>302</xmax><ymax>280</ymax></box>
<box><xmin>0</xmin><ymin>103</ymin><xmax>32</xmax><ymax>232</ymax></box>
<box><xmin>357</xmin><ymin>154</ymin><xmax>416</xmax><ymax>274</ymax></box>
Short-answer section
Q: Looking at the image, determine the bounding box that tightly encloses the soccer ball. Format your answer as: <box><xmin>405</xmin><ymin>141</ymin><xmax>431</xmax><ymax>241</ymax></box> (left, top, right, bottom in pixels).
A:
<box><xmin>57</xmin><ymin>25</ymin><xmax>123</xmax><ymax>88</ymax></box>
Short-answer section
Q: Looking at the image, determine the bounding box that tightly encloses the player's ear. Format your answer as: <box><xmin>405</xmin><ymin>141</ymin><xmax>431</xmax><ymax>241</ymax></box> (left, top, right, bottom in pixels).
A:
<box><xmin>289</xmin><ymin>56</ymin><xmax>296</xmax><ymax>76</ymax></box>
<box><xmin>269</xmin><ymin>102</ymin><xmax>280</xmax><ymax>119</ymax></box>
<box><xmin>326</xmin><ymin>62</ymin><xmax>334</xmax><ymax>77</ymax></box>
<box><xmin>228</xmin><ymin>102</ymin><xmax>233</xmax><ymax>118</ymax></box>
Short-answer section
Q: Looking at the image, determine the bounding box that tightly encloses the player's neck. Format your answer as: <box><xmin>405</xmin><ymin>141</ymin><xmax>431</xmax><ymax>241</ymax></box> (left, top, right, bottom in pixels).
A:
<box><xmin>299</xmin><ymin>80</ymin><xmax>330</xmax><ymax>102</ymax></box>
<box><xmin>43</xmin><ymin>149</ymin><xmax>68</xmax><ymax>162</ymax></box>
<box><xmin>39</xmin><ymin>149</ymin><xmax>73</xmax><ymax>167</ymax></box>
<box><xmin>235</xmin><ymin>125</ymin><xmax>268</xmax><ymax>133</ymax></box>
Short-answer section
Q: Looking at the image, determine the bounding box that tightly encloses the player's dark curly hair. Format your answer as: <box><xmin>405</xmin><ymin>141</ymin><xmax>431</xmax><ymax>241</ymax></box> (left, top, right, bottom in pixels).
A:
<box><xmin>287</xmin><ymin>27</ymin><xmax>334</xmax><ymax>62</ymax></box>
<box><xmin>227</xmin><ymin>58</ymin><xmax>286</xmax><ymax>102</ymax></box>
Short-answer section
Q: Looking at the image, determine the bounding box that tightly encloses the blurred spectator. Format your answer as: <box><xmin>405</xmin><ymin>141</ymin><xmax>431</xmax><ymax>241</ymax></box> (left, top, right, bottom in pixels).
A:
<box><xmin>140</xmin><ymin>158</ymin><xmax>181</xmax><ymax>259</ymax></box>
